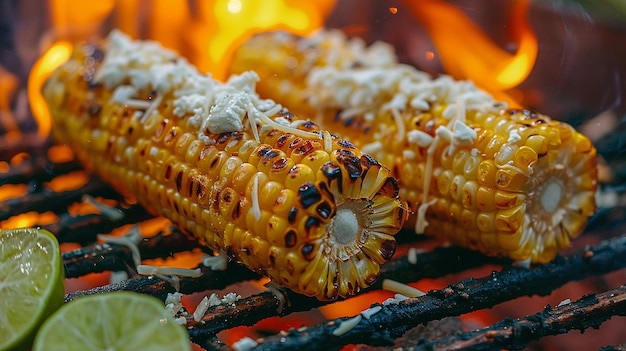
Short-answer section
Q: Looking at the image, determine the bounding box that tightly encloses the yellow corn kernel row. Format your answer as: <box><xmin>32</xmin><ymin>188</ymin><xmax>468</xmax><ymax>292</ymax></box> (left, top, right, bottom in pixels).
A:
<box><xmin>43</xmin><ymin>31</ymin><xmax>408</xmax><ymax>300</ymax></box>
<box><xmin>228</xmin><ymin>30</ymin><xmax>598</xmax><ymax>263</ymax></box>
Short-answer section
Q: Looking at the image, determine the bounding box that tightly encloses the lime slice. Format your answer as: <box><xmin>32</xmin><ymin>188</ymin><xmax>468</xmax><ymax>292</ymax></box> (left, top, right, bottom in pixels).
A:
<box><xmin>0</xmin><ymin>228</ymin><xmax>64</xmax><ymax>351</ymax></box>
<box><xmin>33</xmin><ymin>291</ymin><xmax>192</xmax><ymax>351</ymax></box>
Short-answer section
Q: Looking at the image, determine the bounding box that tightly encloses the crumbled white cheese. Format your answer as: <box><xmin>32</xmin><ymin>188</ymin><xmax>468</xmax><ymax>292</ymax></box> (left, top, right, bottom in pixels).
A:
<box><xmin>557</xmin><ymin>298</ymin><xmax>572</xmax><ymax>307</ymax></box>
<box><xmin>508</xmin><ymin>128</ymin><xmax>523</xmax><ymax>143</ymax></box>
<box><xmin>452</xmin><ymin>120</ymin><xmax>477</xmax><ymax>146</ymax></box>
<box><xmin>407</xmin><ymin>130</ymin><xmax>434</xmax><ymax>148</ymax></box>
<box><xmin>112</xmin><ymin>85</ymin><xmax>137</xmax><ymax>103</ymax></box>
<box><xmin>221</xmin><ymin>292</ymin><xmax>241</xmax><ymax>306</ymax></box>
<box><xmin>165</xmin><ymin>292</ymin><xmax>184</xmax><ymax>317</ymax></box>
<box><xmin>202</xmin><ymin>251</ymin><xmax>228</xmax><ymax>271</ymax></box>
<box><xmin>360</xmin><ymin>306</ymin><xmax>382</xmax><ymax>320</ymax></box>
<box><xmin>435</xmin><ymin>125</ymin><xmax>453</xmax><ymax>142</ymax></box>
<box><xmin>233</xmin><ymin>337</ymin><xmax>258</xmax><ymax>351</ymax></box>
<box><xmin>203</xmin><ymin>292</ymin><xmax>242</xmax><ymax>307</ymax></box>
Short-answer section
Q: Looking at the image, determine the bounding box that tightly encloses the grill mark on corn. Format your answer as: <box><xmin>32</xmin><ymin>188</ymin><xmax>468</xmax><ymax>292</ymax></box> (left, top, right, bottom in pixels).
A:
<box><xmin>276</xmin><ymin>134</ymin><xmax>289</xmax><ymax>148</ymax></box>
<box><xmin>195</xmin><ymin>179</ymin><xmax>206</xmax><ymax>198</ymax></box>
<box><xmin>217</xmin><ymin>131</ymin><xmax>236</xmax><ymax>144</ymax></box>
<box><xmin>272</xmin><ymin>157</ymin><xmax>288</xmax><ymax>172</ymax></box>
<box><xmin>378</xmin><ymin>177</ymin><xmax>400</xmax><ymax>197</ymax></box>
<box><xmin>294</xmin><ymin>140</ymin><xmax>316</xmax><ymax>157</ymax></box>
<box><xmin>336</xmin><ymin>150</ymin><xmax>362</xmax><ymax>181</ymax></box>
<box><xmin>87</xmin><ymin>102</ymin><xmax>101</xmax><ymax>118</ymax></box>
<box><xmin>175</xmin><ymin>170</ymin><xmax>183</xmax><ymax>192</ymax></box>
<box><xmin>164</xmin><ymin>128</ymin><xmax>178</xmax><ymax>144</ymax></box>
<box><xmin>337</xmin><ymin>139</ymin><xmax>356</xmax><ymax>149</ymax></box>
<box><xmin>289</xmin><ymin>137</ymin><xmax>304</xmax><ymax>149</ymax></box>
<box><xmin>285</xmin><ymin>229</ymin><xmax>297</xmax><ymax>247</ymax></box>
<box><xmin>298</xmin><ymin>182</ymin><xmax>321</xmax><ymax>208</ymax></box>
<box><xmin>153</xmin><ymin>119</ymin><xmax>168</xmax><ymax>141</ymax></box>
<box><xmin>262</xmin><ymin>149</ymin><xmax>280</xmax><ymax>164</ymax></box>
<box><xmin>316</xmin><ymin>202</ymin><xmax>332</xmax><ymax>219</ymax></box>
<box><xmin>233</xmin><ymin>198</ymin><xmax>243</xmax><ymax>220</ymax></box>
<box><xmin>300</xmin><ymin>120</ymin><xmax>318</xmax><ymax>130</ymax></box>
<box><xmin>288</xmin><ymin>207</ymin><xmax>298</xmax><ymax>223</ymax></box>
<box><xmin>359</xmin><ymin>154</ymin><xmax>380</xmax><ymax>168</ymax></box>
<box><xmin>209</xmin><ymin>152</ymin><xmax>223</xmax><ymax>171</ymax></box>
<box><xmin>305</xmin><ymin>216</ymin><xmax>320</xmax><ymax>232</ymax></box>
<box><xmin>301</xmin><ymin>243</ymin><xmax>316</xmax><ymax>261</ymax></box>
<box><xmin>321</xmin><ymin>162</ymin><xmax>343</xmax><ymax>193</ymax></box>
<box><xmin>256</xmin><ymin>145</ymin><xmax>273</xmax><ymax>158</ymax></box>
<box><xmin>380</xmin><ymin>239</ymin><xmax>397</xmax><ymax>261</ymax></box>
<box><xmin>164</xmin><ymin>164</ymin><xmax>172</xmax><ymax>180</ymax></box>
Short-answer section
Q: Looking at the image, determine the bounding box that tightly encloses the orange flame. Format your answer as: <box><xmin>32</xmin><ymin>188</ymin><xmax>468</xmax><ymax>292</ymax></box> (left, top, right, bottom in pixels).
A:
<box><xmin>27</xmin><ymin>0</ymin><xmax>335</xmax><ymax>138</ymax></box>
<box><xmin>0</xmin><ymin>65</ymin><xmax>20</xmax><ymax>139</ymax></box>
<box><xmin>406</xmin><ymin>0</ymin><xmax>538</xmax><ymax>102</ymax></box>
<box><xmin>27</xmin><ymin>41</ymin><xmax>73</xmax><ymax>139</ymax></box>
<box><xmin>189</xmin><ymin>0</ymin><xmax>336</xmax><ymax>80</ymax></box>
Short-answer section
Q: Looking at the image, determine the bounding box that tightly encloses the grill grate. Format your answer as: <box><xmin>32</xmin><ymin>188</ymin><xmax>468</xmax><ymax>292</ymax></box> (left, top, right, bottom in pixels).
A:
<box><xmin>1</xmin><ymin>133</ymin><xmax>626</xmax><ymax>350</ymax></box>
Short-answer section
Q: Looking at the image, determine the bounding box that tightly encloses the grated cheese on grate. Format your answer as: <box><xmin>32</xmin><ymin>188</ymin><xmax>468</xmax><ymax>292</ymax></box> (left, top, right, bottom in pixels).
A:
<box><xmin>137</xmin><ymin>264</ymin><xmax>202</xmax><ymax>278</ymax></box>
<box><xmin>193</xmin><ymin>296</ymin><xmax>210</xmax><ymax>322</ymax></box>
<box><xmin>382</xmin><ymin>279</ymin><xmax>426</xmax><ymax>298</ymax></box>
<box><xmin>360</xmin><ymin>305</ymin><xmax>382</xmax><ymax>320</ymax></box>
<box><xmin>233</xmin><ymin>337</ymin><xmax>258</xmax><ymax>351</ymax></box>
<box><xmin>332</xmin><ymin>315</ymin><xmax>362</xmax><ymax>336</ymax></box>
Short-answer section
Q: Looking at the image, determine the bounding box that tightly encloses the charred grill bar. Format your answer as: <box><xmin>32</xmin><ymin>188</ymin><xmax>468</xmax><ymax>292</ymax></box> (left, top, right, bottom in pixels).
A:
<box><xmin>0</xmin><ymin>145</ymin><xmax>626</xmax><ymax>349</ymax></box>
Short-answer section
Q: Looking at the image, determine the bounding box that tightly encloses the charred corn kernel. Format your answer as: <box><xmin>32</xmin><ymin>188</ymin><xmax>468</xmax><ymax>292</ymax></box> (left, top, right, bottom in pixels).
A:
<box><xmin>43</xmin><ymin>31</ymin><xmax>408</xmax><ymax>300</ymax></box>
<box><xmin>229</xmin><ymin>30</ymin><xmax>598</xmax><ymax>263</ymax></box>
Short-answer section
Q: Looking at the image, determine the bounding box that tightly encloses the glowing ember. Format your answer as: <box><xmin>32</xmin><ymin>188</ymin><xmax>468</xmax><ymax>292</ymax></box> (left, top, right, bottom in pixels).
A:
<box><xmin>0</xmin><ymin>211</ymin><xmax>58</xmax><ymax>230</ymax></box>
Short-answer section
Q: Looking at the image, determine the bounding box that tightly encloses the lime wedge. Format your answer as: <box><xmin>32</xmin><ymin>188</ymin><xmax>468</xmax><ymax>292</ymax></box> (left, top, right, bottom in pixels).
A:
<box><xmin>33</xmin><ymin>291</ymin><xmax>192</xmax><ymax>351</ymax></box>
<box><xmin>0</xmin><ymin>228</ymin><xmax>64</xmax><ymax>351</ymax></box>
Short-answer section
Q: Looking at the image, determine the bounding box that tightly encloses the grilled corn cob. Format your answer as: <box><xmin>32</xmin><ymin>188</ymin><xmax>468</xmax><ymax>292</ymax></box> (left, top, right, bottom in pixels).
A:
<box><xmin>228</xmin><ymin>30</ymin><xmax>598</xmax><ymax>263</ymax></box>
<box><xmin>42</xmin><ymin>30</ymin><xmax>408</xmax><ymax>300</ymax></box>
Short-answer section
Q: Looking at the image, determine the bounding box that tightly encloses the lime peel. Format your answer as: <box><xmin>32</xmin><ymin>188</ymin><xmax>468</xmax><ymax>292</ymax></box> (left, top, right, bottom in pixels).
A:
<box><xmin>33</xmin><ymin>291</ymin><xmax>192</xmax><ymax>351</ymax></box>
<box><xmin>0</xmin><ymin>228</ymin><xmax>64</xmax><ymax>351</ymax></box>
